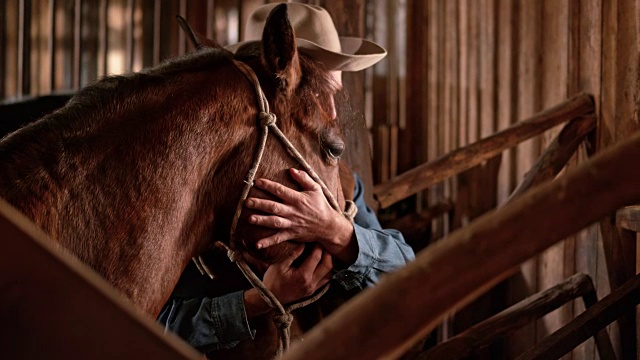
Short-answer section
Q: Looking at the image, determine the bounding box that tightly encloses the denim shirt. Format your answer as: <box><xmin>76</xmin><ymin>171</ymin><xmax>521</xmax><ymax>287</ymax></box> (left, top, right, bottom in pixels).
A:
<box><xmin>157</xmin><ymin>173</ymin><xmax>415</xmax><ymax>353</ymax></box>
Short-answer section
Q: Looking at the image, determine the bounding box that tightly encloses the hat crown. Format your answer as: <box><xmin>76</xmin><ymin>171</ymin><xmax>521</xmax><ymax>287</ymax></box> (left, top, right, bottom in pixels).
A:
<box><xmin>244</xmin><ymin>3</ymin><xmax>341</xmax><ymax>53</ymax></box>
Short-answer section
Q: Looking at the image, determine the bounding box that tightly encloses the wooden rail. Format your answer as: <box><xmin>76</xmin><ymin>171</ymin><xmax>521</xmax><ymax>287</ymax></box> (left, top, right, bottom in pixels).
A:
<box><xmin>418</xmin><ymin>273</ymin><xmax>615</xmax><ymax>360</ymax></box>
<box><xmin>0</xmin><ymin>198</ymin><xmax>200</xmax><ymax>359</ymax></box>
<box><xmin>506</xmin><ymin>115</ymin><xmax>595</xmax><ymax>202</ymax></box>
<box><xmin>516</xmin><ymin>273</ymin><xmax>640</xmax><ymax>360</ymax></box>
<box><xmin>373</xmin><ymin>93</ymin><xmax>595</xmax><ymax>209</ymax></box>
<box><xmin>283</xmin><ymin>130</ymin><xmax>640</xmax><ymax>360</ymax></box>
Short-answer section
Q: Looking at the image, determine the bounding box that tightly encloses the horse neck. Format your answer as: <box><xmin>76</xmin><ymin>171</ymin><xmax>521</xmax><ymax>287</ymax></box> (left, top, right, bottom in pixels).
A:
<box><xmin>0</xmin><ymin>61</ymin><xmax>258</xmax><ymax>316</ymax></box>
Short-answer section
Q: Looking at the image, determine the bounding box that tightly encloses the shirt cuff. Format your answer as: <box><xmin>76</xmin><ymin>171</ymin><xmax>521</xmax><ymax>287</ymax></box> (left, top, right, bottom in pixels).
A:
<box><xmin>211</xmin><ymin>291</ymin><xmax>255</xmax><ymax>347</ymax></box>
<box><xmin>333</xmin><ymin>223</ymin><xmax>378</xmax><ymax>290</ymax></box>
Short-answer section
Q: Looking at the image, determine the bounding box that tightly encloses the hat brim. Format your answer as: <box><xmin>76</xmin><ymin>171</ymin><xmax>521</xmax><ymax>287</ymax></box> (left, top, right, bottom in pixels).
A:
<box><xmin>225</xmin><ymin>36</ymin><xmax>386</xmax><ymax>72</ymax></box>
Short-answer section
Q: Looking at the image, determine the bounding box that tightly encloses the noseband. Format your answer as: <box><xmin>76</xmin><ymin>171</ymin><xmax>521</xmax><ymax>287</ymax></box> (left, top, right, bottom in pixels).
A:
<box><xmin>193</xmin><ymin>58</ymin><xmax>356</xmax><ymax>357</ymax></box>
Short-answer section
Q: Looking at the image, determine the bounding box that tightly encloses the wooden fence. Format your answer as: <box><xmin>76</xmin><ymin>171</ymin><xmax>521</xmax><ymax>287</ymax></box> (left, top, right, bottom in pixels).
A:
<box><xmin>3</xmin><ymin>0</ymin><xmax>640</xmax><ymax>358</ymax></box>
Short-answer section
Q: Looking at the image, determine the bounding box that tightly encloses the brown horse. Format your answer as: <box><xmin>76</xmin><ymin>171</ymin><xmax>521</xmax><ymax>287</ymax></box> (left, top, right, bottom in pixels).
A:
<box><xmin>0</xmin><ymin>3</ymin><xmax>346</xmax><ymax>334</ymax></box>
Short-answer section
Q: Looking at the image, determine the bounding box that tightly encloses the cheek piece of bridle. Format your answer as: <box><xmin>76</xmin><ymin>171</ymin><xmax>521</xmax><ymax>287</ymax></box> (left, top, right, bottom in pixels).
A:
<box><xmin>192</xmin><ymin>58</ymin><xmax>357</xmax><ymax>357</ymax></box>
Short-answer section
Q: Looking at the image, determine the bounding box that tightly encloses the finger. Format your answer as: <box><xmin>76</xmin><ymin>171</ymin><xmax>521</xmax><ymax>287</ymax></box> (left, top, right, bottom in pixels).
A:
<box><xmin>313</xmin><ymin>251</ymin><xmax>333</xmax><ymax>279</ymax></box>
<box><xmin>256</xmin><ymin>232</ymin><xmax>293</xmax><ymax>249</ymax></box>
<box><xmin>254</xmin><ymin>178</ymin><xmax>298</xmax><ymax>203</ymax></box>
<box><xmin>249</xmin><ymin>214</ymin><xmax>292</xmax><ymax>229</ymax></box>
<box><xmin>298</xmin><ymin>245</ymin><xmax>323</xmax><ymax>273</ymax></box>
<box><xmin>282</xmin><ymin>245</ymin><xmax>305</xmax><ymax>267</ymax></box>
<box><xmin>290</xmin><ymin>168</ymin><xmax>321</xmax><ymax>191</ymax></box>
<box><xmin>245</xmin><ymin>198</ymin><xmax>290</xmax><ymax>217</ymax></box>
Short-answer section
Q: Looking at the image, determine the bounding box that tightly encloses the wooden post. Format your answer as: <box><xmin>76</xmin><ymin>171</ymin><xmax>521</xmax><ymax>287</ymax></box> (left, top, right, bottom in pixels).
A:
<box><xmin>283</xmin><ymin>130</ymin><xmax>640</xmax><ymax>360</ymax></box>
<box><xmin>374</xmin><ymin>93</ymin><xmax>594</xmax><ymax>209</ymax></box>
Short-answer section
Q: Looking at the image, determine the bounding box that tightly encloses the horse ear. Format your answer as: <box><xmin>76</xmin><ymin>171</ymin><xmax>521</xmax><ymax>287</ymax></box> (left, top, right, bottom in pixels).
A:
<box><xmin>176</xmin><ymin>15</ymin><xmax>225</xmax><ymax>51</ymax></box>
<box><xmin>261</xmin><ymin>4</ymin><xmax>301</xmax><ymax>94</ymax></box>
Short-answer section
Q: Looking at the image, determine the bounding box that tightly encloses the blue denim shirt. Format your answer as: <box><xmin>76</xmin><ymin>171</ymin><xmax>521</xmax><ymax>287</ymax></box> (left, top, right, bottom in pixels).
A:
<box><xmin>157</xmin><ymin>174</ymin><xmax>415</xmax><ymax>353</ymax></box>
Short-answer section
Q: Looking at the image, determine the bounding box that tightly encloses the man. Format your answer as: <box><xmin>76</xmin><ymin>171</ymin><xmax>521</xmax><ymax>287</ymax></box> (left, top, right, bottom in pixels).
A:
<box><xmin>157</xmin><ymin>3</ymin><xmax>415</xmax><ymax>355</ymax></box>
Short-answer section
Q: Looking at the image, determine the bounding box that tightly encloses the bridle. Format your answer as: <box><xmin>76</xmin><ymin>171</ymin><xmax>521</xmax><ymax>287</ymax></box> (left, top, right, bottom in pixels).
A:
<box><xmin>193</xmin><ymin>58</ymin><xmax>356</xmax><ymax>357</ymax></box>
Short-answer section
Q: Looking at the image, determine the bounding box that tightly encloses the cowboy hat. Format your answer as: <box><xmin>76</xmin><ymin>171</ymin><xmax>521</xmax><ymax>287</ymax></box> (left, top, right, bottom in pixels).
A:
<box><xmin>225</xmin><ymin>3</ymin><xmax>386</xmax><ymax>72</ymax></box>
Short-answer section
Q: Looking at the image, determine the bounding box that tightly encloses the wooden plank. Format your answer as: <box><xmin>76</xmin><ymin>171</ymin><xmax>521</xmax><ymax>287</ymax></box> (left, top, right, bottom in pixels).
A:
<box><xmin>507</xmin><ymin>1</ymin><xmax>542</xmax><ymax>353</ymax></box>
<box><xmin>73</xmin><ymin>0</ymin><xmax>81</xmax><ymax>89</ymax></box>
<box><xmin>283</xmin><ymin>130</ymin><xmax>640</xmax><ymax>360</ymax></box>
<box><xmin>419</xmin><ymin>273</ymin><xmax>614</xmax><ymax>360</ymax></box>
<box><xmin>571</xmin><ymin>1</ymin><xmax>603</xmax><ymax>358</ymax></box>
<box><xmin>616</xmin><ymin>206</ymin><xmax>640</xmax><ymax>232</ymax></box>
<box><xmin>537</xmin><ymin>2</ymin><xmax>571</xmax><ymax>351</ymax></box>
<box><xmin>506</xmin><ymin>115</ymin><xmax>595</xmax><ymax>202</ymax></box>
<box><xmin>107</xmin><ymin>0</ymin><xmax>127</xmax><ymax>75</ymax></box>
<box><xmin>0</xmin><ymin>1</ymin><xmax>5</xmax><ymax>99</ymax></box>
<box><xmin>398</xmin><ymin>0</ymin><xmax>426</xmax><ymax>175</ymax></box>
<box><xmin>600</xmin><ymin>0</ymin><xmax>640</xmax><ymax>357</ymax></box>
<box><xmin>496</xmin><ymin>0</ymin><xmax>517</xmax><ymax>204</ymax></box>
<box><xmin>517</xmin><ymin>273</ymin><xmax>640</xmax><ymax>360</ymax></box>
<box><xmin>374</xmin><ymin>93</ymin><xmax>594</xmax><ymax>209</ymax></box>
<box><xmin>17</xmin><ymin>0</ymin><xmax>31</xmax><ymax>96</ymax></box>
<box><xmin>5</xmin><ymin>0</ymin><xmax>19</xmax><ymax>97</ymax></box>
<box><xmin>0</xmin><ymin>199</ymin><xmax>201</xmax><ymax>359</ymax></box>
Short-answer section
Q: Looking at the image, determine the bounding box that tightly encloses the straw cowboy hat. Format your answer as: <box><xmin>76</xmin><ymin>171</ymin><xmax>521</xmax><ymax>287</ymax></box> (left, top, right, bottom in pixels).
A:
<box><xmin>226</xmin><ymin>2</ymin><xmax>387</xmax><ymax>72</ymax></box>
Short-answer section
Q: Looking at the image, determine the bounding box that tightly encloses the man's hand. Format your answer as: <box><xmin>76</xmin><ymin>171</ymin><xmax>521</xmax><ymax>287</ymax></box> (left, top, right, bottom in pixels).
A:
<box><xmin>244</xmin><ymin>244</ymin><xmax>332</xmax><ymax>318</ymax></box>
<box><xmin>245</xmin><ymin>168</ymin><xmax>357</xmax><ymax>264</ymax></box>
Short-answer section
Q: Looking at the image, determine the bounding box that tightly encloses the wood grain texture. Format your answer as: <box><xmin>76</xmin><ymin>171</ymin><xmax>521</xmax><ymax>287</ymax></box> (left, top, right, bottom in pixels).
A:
<box><xmin>374</xmin><ymin>93</ymin><xmax>594</xmax><ymax>209</ymax></box>
<box><xmin>517</xmin><ymin>273</ymin><xmax>640</xmax><ymax>360</ymax></box>
<box><xmin>284</xmin><ymin>131</ymin><xmax>640</xmax><ymax>360</ymax></box>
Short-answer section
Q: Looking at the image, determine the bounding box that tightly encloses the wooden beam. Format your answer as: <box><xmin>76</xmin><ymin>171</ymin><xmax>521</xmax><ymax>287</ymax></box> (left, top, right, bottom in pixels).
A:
<box><xmin>418</xmin><ymin>273</ymin><xmax>615</xmax><ymax>360</ymax></box>
<box><xmin>373</xmin><ymin>93</ymin><xmax>594</xmax><ymax>209</ymax></box>
<box><xmin>283</xmin><ymin>130</ymin><xmax>640</xmax><ymax>360</ymax></box>
<box><xmin>416</xmin><ymin>115</ymin><xmax>598</xmax><ymax>358</ymax></box>
<box><xmin>516</xmin><ymin>273</ymin><xmax>640</xmax><ymax>360</ymax></box>
<box><xmin>0</xmin><ymin>198</ymin><xmax>201</xmax><ymax>359</ymax></box>
<box><xmin>616</xmin><ymin>206</ymin><xmax>640</xmax><ymax>232</ymax></box>
<box><xmin>506</xmin><ymin>115</ymin><xmax>596</xmax><ymax>202</ymax></box>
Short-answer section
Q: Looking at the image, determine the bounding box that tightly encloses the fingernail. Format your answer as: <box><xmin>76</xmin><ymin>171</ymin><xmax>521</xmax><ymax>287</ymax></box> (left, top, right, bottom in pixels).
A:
<box><xmin>249</xmin><ymin>215</ymin><xmax>257</xmax><ymax>223</ymax></box>
<box><xmin>256</xmin><ymin>243</ymin><xmax>263</xmax><ymax>249</ymax></box>
<box><xmin>245</xmin><ymin>199</ymin><xmax>254</xmax><ymax>207</ymax></box>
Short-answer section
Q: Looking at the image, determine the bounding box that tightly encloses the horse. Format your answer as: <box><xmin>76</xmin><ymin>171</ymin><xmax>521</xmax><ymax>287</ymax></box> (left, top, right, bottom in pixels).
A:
<box><xmin>0</xmin><ymin>5</ymin><xmax>349</xmax><ymax>357</ymax></box>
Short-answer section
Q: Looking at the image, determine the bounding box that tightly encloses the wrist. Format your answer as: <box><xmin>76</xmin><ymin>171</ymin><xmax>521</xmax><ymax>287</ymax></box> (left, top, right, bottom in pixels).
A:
<box><xmin>324</xmin><ymin>214</ymin><xmax>358</xmax><ymax>266</ymax></box>
<box><xmin>243</xmin><ymin>288</ymin><xmax>272</xmax><ymax>319</ymax></box>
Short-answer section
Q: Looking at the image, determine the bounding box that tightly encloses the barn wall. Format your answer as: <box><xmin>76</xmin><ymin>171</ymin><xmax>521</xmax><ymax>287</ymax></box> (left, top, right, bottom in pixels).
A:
<box><xmin>2</xmin><ymin>0</ymin><xmax>640</xmax><ymax>358</ymax></box>
<box><xmin>399</xmin><ymin>1</ymin><xmax>640</xmax><ymax>359</ymax></box>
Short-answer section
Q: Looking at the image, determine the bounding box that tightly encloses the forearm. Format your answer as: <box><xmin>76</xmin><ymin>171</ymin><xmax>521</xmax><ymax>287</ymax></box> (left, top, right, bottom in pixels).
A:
<box><xmin>322</xmin><ymin>213</ymin><xmax>359</xmax><ymax>266</ymax></box>
<box><xmin>243</xmin><ymin>288</ymin><xmax>273</xmax><ymax>318</ymax></box>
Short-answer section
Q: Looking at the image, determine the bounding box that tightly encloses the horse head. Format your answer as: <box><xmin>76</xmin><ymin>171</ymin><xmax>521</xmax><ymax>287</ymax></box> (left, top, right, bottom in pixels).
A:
<box><xmin>0</xmin><ymin>4</ymin><xmax>346</xmax><ymax>317</ymax></box>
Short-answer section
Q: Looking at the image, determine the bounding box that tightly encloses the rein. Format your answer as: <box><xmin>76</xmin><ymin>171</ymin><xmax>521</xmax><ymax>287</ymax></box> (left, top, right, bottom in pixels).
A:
<box><xmin>193</xmin><ymin>58</ymin><xmax>356</xmax><ymax>357</ymax></box>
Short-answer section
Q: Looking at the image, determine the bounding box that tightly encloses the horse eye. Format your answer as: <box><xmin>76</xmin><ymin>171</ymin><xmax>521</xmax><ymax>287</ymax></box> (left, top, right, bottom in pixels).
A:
<box><xmin>320</xmin><ymin>130</ymin><xmax>345</xmax><ymax>160</ymax></box>
<box><xmin>325</xmin><ymin>142</ymin><xmax>345</xmax><ymax>159</ymax></box>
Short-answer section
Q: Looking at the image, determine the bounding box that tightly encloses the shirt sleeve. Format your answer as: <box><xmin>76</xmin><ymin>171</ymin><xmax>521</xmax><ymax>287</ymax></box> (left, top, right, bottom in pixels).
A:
<box><xmin>332</xmin><ymin>173</ymin><xmax>415</xmax><ymax>290</ymax></box>
<box><xmin>157</xmin><ymin>285</ymin><xmax>255</xmax><ymax>353</ymax></box>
